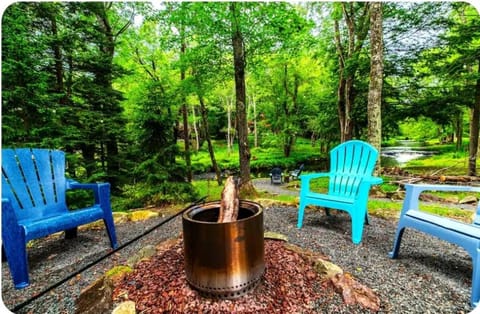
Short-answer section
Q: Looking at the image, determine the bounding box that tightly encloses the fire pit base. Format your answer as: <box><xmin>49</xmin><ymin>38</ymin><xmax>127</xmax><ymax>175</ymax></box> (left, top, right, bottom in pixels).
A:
<box><xmin>182</xmin><ymin>200</ymin><xmax>265</xmax><ymax>299</ymax></box>
<box><xmin>193</xmin><ymin>276</ymin><xmax>262</xmax><ymax>299</ymax></box>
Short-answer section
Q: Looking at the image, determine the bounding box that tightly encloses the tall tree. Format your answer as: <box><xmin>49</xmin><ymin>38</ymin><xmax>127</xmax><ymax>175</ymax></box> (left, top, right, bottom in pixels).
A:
<box><xmin>230</xmin><ymin>2</ymin><xmax>255</xmax><ymax>196</ymax></box>
<box><xmin>471</xmin><ymin>63</ymin><xmax>480</xmax><ymax>176</ymax></box>
<box><xmin>367</xmin><ymin>2</ymin><xmax>383</xmax><ymax>175</ymax></box>
<box><xmin>86</xmin><ymin>2</ymin><xmax>131</xmax><ymax>186</ymax></box>
<box><xmin>2</xmin><ymin>3</ymin><xmax>59</xmax><ymax>146</ymax></box>
<box><xmin>333</xmin><ymin>2</ymin><xmax>371</xmax><ymax>142</ymax></box>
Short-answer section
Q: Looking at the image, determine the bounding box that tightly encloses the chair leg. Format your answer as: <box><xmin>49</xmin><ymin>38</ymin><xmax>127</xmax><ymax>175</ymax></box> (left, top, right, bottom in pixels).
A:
<box><xmin>97</xmin><ymin>184</ymin><xmax>118</xmax><ymax>249</ymax></box>
<box><xmin>351</xmin><ymin>215</ymin><xmax>366</xmax><ymax>245</ymax></box>
<box><xmin>65</xmin><ymin>227</ymin><xmax>78</xmax><ymax>239</ymax></box>
<box><xmin>297</xmin><ymin>203</ymin><xmax>306</xmax><ymax>229</ymax></box>
<box><xmin>324</xmin><ymin>208</ymin><xmax>331</xmax><ymax>216</ymax></box>
<box><xmin>388</xmin><ymin>226</ymin><xmax>406</xmax><ymax>259</ymax></box>
<box><xmin>3</xmin><ymin>236</ymin><xmax>29</xmax><ymax>289</ymax></box>
<box><xmin>103</xmin><ymin>216</ymin><xmax>118</xmax><ymax>249</ymax></box>
<box><xmin>471</xmin><ymin>249</ymin><xmax>480</xmax><ymax>307</ymax></box>
<box><xmin>2</xmin><ymin>245</ymin><xmax>6</xmax><ymax>262</ymax></box>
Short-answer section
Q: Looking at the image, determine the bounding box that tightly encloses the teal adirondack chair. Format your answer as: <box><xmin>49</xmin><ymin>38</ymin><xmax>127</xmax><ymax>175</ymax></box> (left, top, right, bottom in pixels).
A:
<box><xmin>297</xmin><ymin>140</ymin><xmax>382</xmax><ymax>244</ymax></box>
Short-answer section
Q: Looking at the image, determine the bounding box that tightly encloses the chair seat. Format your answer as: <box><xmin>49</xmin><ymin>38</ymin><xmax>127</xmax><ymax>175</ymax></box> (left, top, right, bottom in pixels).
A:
<box><xmin>406</xmin><ymin>210</ymin><xmax>480</xmax><ymax>239</ymax></box>
<box><xmin>19</xmin><ymin>206</ymin><xmax>105</xmax><ymax>241</ymax></box>
<box><xmin>304</xmin><ymin>192</ymin><xmax>355</xmax><ymax>205</ymax></box>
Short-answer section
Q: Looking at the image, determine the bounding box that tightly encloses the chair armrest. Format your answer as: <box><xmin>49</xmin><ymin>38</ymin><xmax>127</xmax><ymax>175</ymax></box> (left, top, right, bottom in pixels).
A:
<box><xmin>2</xmin><ymin>198</ymin><xmax>17</xmax><ymax>219</ymax></box>
<box><xmin>300</xmin><ymin>172</ymin><xmax>330</xmax><ymax>181</ymax></box>
<box><xmin>67</xmin><ymin>179</ymin><xmax>109</xmax><ymax>190</ymax></box>
<box><xmin>364</xmin><ymin>176</ymin><xmax>383</xmax><ymax>185</ymax></box>
<box><xmin>68</xmin><ymin>182</ymin><xmax>109</xmax><ymax>190</ymax></box>
<box><xmin>402</xmin><ymin>183</ymin><xmax>480</xmax><ymax>218</ymax></box>
<box><xmin>67</xmin><ymin>181</ymin><xmax>111</xmax><ymax>206</ymax></box>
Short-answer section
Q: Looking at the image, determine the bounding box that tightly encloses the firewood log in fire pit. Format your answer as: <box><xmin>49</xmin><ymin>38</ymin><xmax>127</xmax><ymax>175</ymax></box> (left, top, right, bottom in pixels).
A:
<box><xmin>217</xmin><ymin>176</ymin><xmax>240</xmax><ymax>223</ymax></box>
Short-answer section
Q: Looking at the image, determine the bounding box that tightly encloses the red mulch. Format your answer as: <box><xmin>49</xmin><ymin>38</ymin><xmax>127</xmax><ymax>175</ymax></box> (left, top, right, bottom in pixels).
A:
<box><xmin>113</xmin><ymin>239</ymin><xmax>339</xmax><ymax>313</ymax></box>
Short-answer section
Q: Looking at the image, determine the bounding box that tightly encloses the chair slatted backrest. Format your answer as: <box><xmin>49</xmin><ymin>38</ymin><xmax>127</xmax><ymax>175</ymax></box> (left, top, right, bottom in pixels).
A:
<box><xmin>2</xmin><ymin>148</ymin><xmax>67</xmax><ymax>221</ymax></box>
<box><xmin>328</xmin><ymin>140</ymin><xmax>378</xmax><ymax>198</ymax></box>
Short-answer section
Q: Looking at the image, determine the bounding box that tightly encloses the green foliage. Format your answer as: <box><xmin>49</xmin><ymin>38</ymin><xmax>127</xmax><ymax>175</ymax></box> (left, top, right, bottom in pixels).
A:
<box><xmin>66</xmin><ymin>190</ymin><xmax>95</xmax><ymax>210</ymax></box>
<box><xmin>398</xmin><ymin>117</ymin><xmax>440</xmax><ymax>141</ymax></box>
<box><xmin>399</xmin><ymin>141</ymin><xmax>477</xmax><ymax>175</ymax></box>
<box><xmin>2</xmin><ymin>3</ymin><xmax>59</xmax><ymax>146</ymax></box>
<box><xmin>114</xmin><ymin>181</ymin><xmax>198</xmax><ymax>211</ymax></box>
<box><xmin>192</xmin><ymin>180</ymin><xmax>225</xmax><ymax>201</ymax></box>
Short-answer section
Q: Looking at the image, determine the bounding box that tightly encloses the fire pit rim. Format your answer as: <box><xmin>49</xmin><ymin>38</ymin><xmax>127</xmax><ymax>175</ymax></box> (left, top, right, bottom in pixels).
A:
<box><xmin>182</xmin><ymin>199</ymin><xmax>263</xmax><ymax>224</ymax></box>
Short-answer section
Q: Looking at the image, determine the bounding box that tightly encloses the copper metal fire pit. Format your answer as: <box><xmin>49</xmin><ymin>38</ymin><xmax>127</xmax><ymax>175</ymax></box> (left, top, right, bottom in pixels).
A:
<box><xmin>182</xmin><ymin>200</ymin><xmax>265</xmax><ymax>299</ymax></box>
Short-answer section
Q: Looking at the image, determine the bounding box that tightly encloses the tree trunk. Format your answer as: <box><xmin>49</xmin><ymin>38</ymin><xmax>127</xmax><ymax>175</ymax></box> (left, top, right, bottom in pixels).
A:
<box><xmin>81</xmin><ymin>143</ymin><xmax>96</xmax><ymax>178</ymax></box>
<box><xmin>191</xmin><ymin>105</ymin><xmax>200</xmax><ymax>151</ymax></box>
<box><xmin>455</xmin><ymin>112</ymin><xmax>463</xmax><ymax>151</ymax></box>
<box><xmin>226</xmin><ymin>96</ymin><xmax>233</xmax><ymax>153</ymax></box>
<box><xmin>230</xmin><ymin>3</ymin><xmax>255</xmax><ymax>197</ymax></box>
<box><xmin>46</xmin><ymin>9</ymin><xmax>65</xmax><ymax>104</ymax></box>
<box><xmin>252</xmin><ymin>95</ymin><xmax>258</xmax><ymax>148</ymax></box>
<box><xmin>334</xmin><ymin>19</ymin><xmax>348</xmax><ymax>143</ymax></box>
<box><xmin>468</xmin><ymin>60</ymin><xmax>480</xmax><ymax>176</ymax></box>
<box><xmin>367</xmin><ymin>2</ymin><xmax>383</xmax><ymax>176</ymax></box>
<box><xmin>198</xmin><ymin>94</ymin><xmax>222</xmax><ymax>186</ymax></box>
<box><xmin>180</xmin><ymin>38</ymin><xmax>192</xmax><ymax>182</ymax></box>
<box><xmin>343</xmin><ymin>76</ymin><xmax>354</xmax><ymax>141</ymax></box>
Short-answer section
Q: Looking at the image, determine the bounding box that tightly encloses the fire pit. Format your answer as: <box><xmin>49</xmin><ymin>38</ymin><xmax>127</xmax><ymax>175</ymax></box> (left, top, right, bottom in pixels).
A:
<box><xmin>182</xmin><ymin>200</ymin><xmax>264</xmax><ymax>299</ymax></box>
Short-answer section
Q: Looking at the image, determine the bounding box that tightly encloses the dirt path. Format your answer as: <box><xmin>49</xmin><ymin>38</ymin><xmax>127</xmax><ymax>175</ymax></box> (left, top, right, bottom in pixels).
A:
<box><xmin>252</xmin><ymin>178</ymin><xmax>300</xmax><ymax>197</ymax></box>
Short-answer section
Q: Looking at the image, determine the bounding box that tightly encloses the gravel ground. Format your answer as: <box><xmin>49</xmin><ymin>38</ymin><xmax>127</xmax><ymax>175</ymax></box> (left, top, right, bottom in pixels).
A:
<box><xmin>1</xmin><ymin>197</ymin><xmax>478</xmax><ymax>313</ymax></box>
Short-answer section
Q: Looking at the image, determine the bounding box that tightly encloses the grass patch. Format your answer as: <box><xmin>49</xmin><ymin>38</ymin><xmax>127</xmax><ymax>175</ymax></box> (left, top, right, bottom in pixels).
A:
<box><xmin>192</xmin><ymin>179</ymin><xmax>225</xmax><ymax>201</ymax></box>
<box><xmin>193</xmin><ymin>179</ymin><xmax>298</xmax><ymax>205</ymax></box>
<box><xmin>182</xmin><ymin>137</ymin><xmax>324</xmax><ymax>175</ymax></box>
<box><xmin>367</xmin><ymin>198</ymin><xmax>474</xmax><ymax>223</ymax></box>
<box><xmin>368</xmin><ymin>199</ymin><xmax>403</xmax><ymax>220</ymax></box>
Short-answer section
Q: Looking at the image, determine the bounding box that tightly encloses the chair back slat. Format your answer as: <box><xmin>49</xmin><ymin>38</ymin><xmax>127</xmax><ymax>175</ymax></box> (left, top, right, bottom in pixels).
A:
<box><xmin>15</xmin><ymin>149</ymin><xmax>48</xmax><ymax>207</ymax></box>
<box><xmin>2</xmin><ymin>149</ymin><xmax>36</xmax><ymax>211</ymax></box>
<box><xmin>328</xmin><ymin>141</ymin><xmax>378</xmax><ymax>198</ymax></box>
<box><xmin>31</xmin><ymin>149</ymin><xmax>56</xmax><ymax>204</ymax></box>
<box><xmin>50</xmin><ymin>149</ymin><xmax>66</xmax><ymax>205</ymax></box>
<box><xmin>2</xmin><ymin>162</ymin><xmax>25</xmax><ymax>212</ymax></box>
<box><xmin>2</xmin><ymin>148</ymin><xmax>67</xmax><ymax>220</ymax></box>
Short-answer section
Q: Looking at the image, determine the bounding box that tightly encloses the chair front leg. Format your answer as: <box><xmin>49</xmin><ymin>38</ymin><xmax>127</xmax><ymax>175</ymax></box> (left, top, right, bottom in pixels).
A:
<box><xmin>97</xmin><ymin>184</ymin><xmax>118</xmax><ymax>249</ymax></box>
<box><xmin>2</xmin><ymin>199</ymin><xmax>30</xmax><ymax>288</ymax></box>
<box><xmin>388</xmin><ymin>226</ymin><xmax>406</xmax><ymax>259</ymax></box>
<box><xmin>471</xmin><ymin>247</ymin><xmax>480</xmax><ymax>307</ymax></box>
<box><xmin>2</xmin><ymin>231</ymin><xmax>29</xmax><ymax>289</ymax></box>
<box><xmin>297</xmin><ymin>202</ymin><xmax>306</xmax><ymax>229</ymax></box>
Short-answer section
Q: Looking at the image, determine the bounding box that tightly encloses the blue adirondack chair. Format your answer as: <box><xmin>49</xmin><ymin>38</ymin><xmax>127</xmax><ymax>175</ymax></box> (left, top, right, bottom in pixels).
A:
<box><xmin>389</xmin><ymin>183</ymin><xmax>480</xmax><ymax>307</ymax></box>
<box><xmin>1</xmin><ymin>148</ymin><xmax>118</xmax><ymax>289</ymax></box>
<box><xmin>297</xmin><ymin>140</ymin><xmax>382</xmax><ymax>244</ymax></box>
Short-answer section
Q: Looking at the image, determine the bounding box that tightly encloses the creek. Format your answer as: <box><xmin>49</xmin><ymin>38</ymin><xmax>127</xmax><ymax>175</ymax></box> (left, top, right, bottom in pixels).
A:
<box><xmin>381</xmin><ymin>140</ymin><xmax>435</xmax><ymax>164</ymax></box>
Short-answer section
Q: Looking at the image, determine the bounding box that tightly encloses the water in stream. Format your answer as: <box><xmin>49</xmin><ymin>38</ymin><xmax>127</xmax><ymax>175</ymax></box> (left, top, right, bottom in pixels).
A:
<box><xmin>381</xmin><ymin>140</ymin><xmax>435</xmax><ymax>164</ymax></box>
